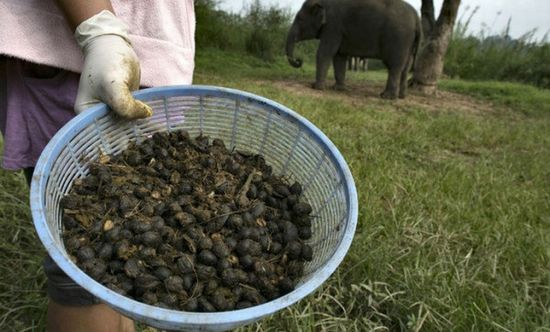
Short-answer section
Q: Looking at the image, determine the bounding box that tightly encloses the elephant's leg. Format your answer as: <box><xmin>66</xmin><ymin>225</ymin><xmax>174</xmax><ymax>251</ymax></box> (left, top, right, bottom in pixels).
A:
<box><xmin>381</xmin><ymin>66</ymin><xmax>402</xmax><ymax>99</ymax></box>
<box><xmin>314</xmin><ymin>55</ymin><xmax>331</xmax><ymax>90</ymax></box>
<box><xmin>333</xmin><ymin>54</ymin><xmax>347</xmax><ymax>91</ymax></box>
<box><xmin>399</xmin><ymin>57</ymin><xmax>413</xmax><ymax>99</ymax></box>
<box><xmin>398</xmin><ymin>70</ymin><xmax>408</xmax><ymax>99</ymax></box>
<box><xmin>313</xmin><ymin>38</ymin><xmax>339</xmax><ymax>90</ymax></box>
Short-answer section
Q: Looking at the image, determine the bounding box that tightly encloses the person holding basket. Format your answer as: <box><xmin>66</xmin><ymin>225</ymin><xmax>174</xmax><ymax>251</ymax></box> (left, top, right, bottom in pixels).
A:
<box><xmin>0</xmin><ymin>0</ymin><xmax>195</xmax><ymax>330</ymax></box>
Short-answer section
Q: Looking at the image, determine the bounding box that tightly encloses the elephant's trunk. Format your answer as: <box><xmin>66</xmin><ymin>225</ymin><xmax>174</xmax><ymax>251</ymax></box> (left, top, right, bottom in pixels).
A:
<box><xmin>286</xmin><ymin>23</ymin><xmax>303</xmax><ymax>68</ymax></box>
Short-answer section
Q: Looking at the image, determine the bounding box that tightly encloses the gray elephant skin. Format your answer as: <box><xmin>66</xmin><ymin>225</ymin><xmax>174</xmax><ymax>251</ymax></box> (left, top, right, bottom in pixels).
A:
<box><xmin>286</xmin><ymin>0</ymin><xmax>421</xmax><ymax>99</ymax></box>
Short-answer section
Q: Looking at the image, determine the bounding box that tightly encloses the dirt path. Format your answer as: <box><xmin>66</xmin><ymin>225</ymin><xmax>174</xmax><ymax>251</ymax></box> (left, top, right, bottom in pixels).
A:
<box><xmin>268</xmin><ymin>79</ymin><xmax>499</xmax><ymax>115</ymax></box>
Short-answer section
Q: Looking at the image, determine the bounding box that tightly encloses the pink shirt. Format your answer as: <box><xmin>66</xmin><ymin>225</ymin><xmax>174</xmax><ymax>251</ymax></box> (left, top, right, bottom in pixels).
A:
<box><xmin>0</xmin><ymin>1</ymin><xmax>195</xmax><ymax>170</ymax></box>
<box><xmin>0</xmin><ymin>0</ymin><xmax>196</xmax><ymax>86</ymax></box>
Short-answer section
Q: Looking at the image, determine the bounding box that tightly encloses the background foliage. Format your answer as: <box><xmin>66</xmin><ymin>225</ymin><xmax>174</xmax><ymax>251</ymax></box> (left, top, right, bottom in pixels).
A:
<box><xmin>194</xmin><ymin>0</ymin><xmax>549</xmax><ymax>88</ymax></box>
<box><xmin>445</xmin><ymin>6</ymin><xmax>550</xmax><ymax>88</ymax></box>
<box><xmin>195</xmin><ymin>0</ymin><xmax>293</xmax><ymax>62</ymax></box>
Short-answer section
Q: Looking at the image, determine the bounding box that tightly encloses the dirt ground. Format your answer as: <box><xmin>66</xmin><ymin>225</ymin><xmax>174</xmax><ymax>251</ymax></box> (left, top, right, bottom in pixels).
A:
<box><xmin>269</xmin><ymin>79</ymin><xmax>500</xmax><ymax>115</ymax></box>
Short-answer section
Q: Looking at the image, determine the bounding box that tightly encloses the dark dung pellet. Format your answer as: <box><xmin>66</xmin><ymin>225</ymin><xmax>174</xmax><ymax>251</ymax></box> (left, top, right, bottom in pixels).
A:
<box><xmin>61</xmin><ymin>130</ymin><xmax>315</xmax><ymax>313</ymax></box>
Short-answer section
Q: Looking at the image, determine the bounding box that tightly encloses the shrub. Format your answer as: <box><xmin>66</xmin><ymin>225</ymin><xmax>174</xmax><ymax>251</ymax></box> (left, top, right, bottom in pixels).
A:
<box><xmin>244</xmin><ymin>0</ymin><xmax>292</xmax><ymax>62</ymax></box>
<box><xmin>444</xmin><ymin>7</ymin><xmax>550</xmax><ymax>88</ymax></box>
<box><xmin>194</xmin><ymin>0</ymin><xmax>243</xmax><ymax>50</ymax></box>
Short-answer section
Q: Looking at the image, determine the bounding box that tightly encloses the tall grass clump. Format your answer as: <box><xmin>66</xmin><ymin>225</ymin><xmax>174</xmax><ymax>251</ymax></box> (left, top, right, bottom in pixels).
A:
<box><xmin>244</xmin><ymin>0</ymin><xmax>292</xmax><ymax>62</ymax></box>
<box><xmin>194</xmin><ymin>0</ymin><xmax>244</xmax><ymax>50</ymax></box>
<box><xmin>445</xmin><ymin>6</ymin><xmax>550</xmax><ymax>88</ymax></box>
<box><xmin>0</xmin><ymin>141</ymin><xmax>47</xmax><ymax>330</ymax></box>
<box><xmin>194</xmin><ymin>0</ymin><xmax>293</xmax><ymax>62</ymax></box>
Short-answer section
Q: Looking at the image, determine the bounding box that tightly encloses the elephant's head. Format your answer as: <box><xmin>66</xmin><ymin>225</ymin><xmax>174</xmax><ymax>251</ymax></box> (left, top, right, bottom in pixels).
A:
<box><xmin>286</xmin><ymin>0</ymin><xmax>327</xmax><ymax>68</ymax></box>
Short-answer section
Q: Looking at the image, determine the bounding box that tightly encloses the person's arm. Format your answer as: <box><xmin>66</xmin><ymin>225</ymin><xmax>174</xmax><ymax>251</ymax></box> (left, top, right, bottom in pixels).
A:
<box><xmin>54</xmin><ymin>0</ymin><xmax>114</xmax><ymax>30</ymax></box>
<box><xmin>54</xmin><ymin>0</ymin><xmax>152</xmax><ymax>119</ymax></box>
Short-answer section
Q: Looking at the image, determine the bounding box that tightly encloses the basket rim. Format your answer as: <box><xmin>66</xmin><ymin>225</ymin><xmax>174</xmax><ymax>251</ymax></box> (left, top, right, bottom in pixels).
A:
<box><xmin>30</xmin><ymin>85</ymin><xmax>358</xmax><ymax>327</ymax></box>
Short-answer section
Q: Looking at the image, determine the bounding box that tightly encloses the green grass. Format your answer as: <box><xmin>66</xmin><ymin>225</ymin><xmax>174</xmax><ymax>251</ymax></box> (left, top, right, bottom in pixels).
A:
<box><xmin>440</xmin><ymin>79</ymin><xmax>550</xmax><ymax>117</ymax></box>
<box><xmin>0</xmin><ymin>167</ymin><xmax>47</xmax><ymax>331</ymax></box>
<box><xmin>195</xmin><ymin>47</ymin><xmax>389</xmax><ymax>83</ymax></box>
<box><xmin>1</xmin><ymin>49</ymin><xmax>549</xmax><ymax>331</ymax></box>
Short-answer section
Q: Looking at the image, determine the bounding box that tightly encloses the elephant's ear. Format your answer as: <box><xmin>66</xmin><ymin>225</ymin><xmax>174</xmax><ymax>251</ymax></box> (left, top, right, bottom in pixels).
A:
<box><xmin>311</xmin><ymin>2</ymin><xmax>327</xmax><ymax>25</ymax></box>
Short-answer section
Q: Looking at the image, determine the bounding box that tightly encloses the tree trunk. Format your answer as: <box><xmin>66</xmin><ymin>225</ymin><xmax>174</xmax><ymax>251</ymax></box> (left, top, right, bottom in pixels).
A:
<box><xmin>421</xmin><ymin>0</ymin><xmax>436</xmax><ymax>39</ymax></box>
<box><xmin>411</xmin><ymin>0</ymin><xmax>461</xmax><ymax>94</ymax></box>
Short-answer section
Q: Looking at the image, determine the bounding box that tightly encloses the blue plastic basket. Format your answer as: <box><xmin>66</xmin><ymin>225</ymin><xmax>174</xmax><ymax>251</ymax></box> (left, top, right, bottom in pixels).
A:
<box><xmin>30</xmin><ymin>85</ymin><xmax>358</xmax><ymax>331</ymax></box>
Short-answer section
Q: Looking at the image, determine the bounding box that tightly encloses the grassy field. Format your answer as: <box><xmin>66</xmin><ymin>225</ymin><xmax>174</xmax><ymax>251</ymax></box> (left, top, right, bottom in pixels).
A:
<box><xmin>1</xmin><ymin>49</ymin><xmax>549</xmax><ymax>331</ymax></box>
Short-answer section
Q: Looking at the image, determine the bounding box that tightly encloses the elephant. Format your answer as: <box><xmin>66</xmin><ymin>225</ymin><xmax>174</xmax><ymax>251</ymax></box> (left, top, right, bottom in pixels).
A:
<box><xmin>286</xmin><ymin>0</ymin><xmax>421</xmax><ymax>99</ymax></box>
<box><xmin>348</xmin><ymin>56</ymin><xmax>368</xmax><ymax>71</ymax></box>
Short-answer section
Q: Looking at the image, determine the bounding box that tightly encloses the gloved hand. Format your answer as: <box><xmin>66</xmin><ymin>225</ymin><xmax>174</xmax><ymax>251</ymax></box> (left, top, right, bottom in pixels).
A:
<box><xmin>74</xmin><ymin>10</ymin><xmax>152</xmax><ymax>119</ymax></box>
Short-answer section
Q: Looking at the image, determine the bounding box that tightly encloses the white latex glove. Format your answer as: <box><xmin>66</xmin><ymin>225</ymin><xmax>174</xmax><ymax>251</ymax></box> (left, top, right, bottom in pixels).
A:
<box><xmin>74</xmin><ymin>10</ymin><xmax>152</xmax><ymax>119</ymax></box>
